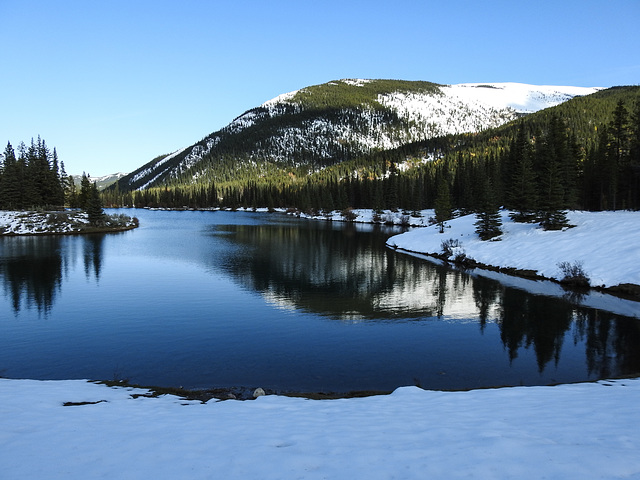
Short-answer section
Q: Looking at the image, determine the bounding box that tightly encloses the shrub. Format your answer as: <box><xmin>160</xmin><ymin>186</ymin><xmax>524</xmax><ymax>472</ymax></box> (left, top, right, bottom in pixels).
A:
<box><xmin>441</xmin><ymin>238</ymin><xmax>462</xmax><ymax>258</ymax></box>
<box><xmin>440</xmin><ymin>238</ymin><xmax>472</xmax><ymax>265</ymax></box>
<box><xmin>558</xmin><ymin>261</ymin><xmax>590</xmax><ymax>287</ymax></box>
<box><xmin>341</xmin><ymin>208</ymin><xmax>357</xmax><ymax>222</ymax></box>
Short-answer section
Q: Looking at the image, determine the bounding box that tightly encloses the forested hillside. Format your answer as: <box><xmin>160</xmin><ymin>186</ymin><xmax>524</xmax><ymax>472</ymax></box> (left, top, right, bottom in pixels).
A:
<box><xmin>102</xmin><ymin>84</ymin><xmax>640</xmax><ymax>218</ymax></box>
<box><xmin>107</xmin><ymin>80</ymin><xmax>595</xmax><ymax>196</ymax></box>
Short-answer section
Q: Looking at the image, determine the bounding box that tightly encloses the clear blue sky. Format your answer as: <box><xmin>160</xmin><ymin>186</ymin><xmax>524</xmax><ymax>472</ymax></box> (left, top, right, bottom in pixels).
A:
<box><xmin>2</xmin><ymin>0</ymin><xmax>639</xmax><ymax>177</ymax></box>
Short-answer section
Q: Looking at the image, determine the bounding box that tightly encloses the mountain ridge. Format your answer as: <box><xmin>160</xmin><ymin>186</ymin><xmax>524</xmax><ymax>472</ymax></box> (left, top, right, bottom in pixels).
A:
<box><xmin>113</xmin><ymin>79</ymin><xmax>600</xmax><ymax>193</ymax></box>
<box><xmin>72</xmin><ymin>172</ymin><xmax>127</xmax><ymax>191</ymax></box>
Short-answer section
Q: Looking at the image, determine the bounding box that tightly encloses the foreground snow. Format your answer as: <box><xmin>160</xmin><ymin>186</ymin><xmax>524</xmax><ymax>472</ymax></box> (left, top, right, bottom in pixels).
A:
<box><xmin>1</xmin><ymin>378</ymin><xmax>639</xmax><ymax>479</ymax></box>
<box><xmin>385</xmin><ymin>210</ymin><xmax>640</xmax><ymax>289</ymax></box>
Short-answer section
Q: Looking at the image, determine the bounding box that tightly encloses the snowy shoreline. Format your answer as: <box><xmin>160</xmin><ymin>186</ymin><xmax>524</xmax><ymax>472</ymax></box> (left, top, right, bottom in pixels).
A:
<box><xmin>384</xmin><ymin>210</ymin><xmax>640</xmax><ymax>297</ymax></box>
<box><xmin>290</xmin><ymin>207</ymin><xmax>640</xmax><ymax>301</ymax></box>
<box><xmin>1</xmin><ymin>377</ymin><xmax>639</xmax><ymax>479</ymax></box>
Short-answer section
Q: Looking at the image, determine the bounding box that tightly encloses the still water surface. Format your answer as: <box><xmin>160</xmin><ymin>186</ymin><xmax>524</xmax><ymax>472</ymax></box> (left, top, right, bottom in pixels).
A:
<box><xmin>1</xmin><ymin>209</ymin><xmax>638</xmax><ymax>393</ymax></box>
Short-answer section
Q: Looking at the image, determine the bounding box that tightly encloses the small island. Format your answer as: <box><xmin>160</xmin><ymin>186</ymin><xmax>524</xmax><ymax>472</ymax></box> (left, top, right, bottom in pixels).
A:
<box><xmin>0</xmin><ymin>210</ymin><xmax>138</xmax><ymax>236</ymax></box>
<box><xmin>0</xmin><ymin>137</ymin><xmax>139</xmax><ymax>236</ymax></box>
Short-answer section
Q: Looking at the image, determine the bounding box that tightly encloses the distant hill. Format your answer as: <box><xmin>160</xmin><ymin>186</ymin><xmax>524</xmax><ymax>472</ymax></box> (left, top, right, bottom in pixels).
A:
<box><xmin>102</xmin><ymin>80</ymin><xmax>639</xmax><ymax>214</ymax></box>
<box><xmin>110</xmin><ymin>80</ymin><xmax>599</xmax><ymax>193</ymax></box>
<box><xmin>73</xmin><ymin>172</ymin><xmax>127</xmax><ymax>191</ymax></box>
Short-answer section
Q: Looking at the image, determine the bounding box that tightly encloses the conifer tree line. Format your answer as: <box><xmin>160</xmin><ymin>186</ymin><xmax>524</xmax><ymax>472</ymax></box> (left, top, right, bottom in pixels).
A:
<box><xmin>0</xmin><ymin>136</ymin><xmax>66</xmax><ymax>209</ymax></box>
<box><xmin>104</xmin><ymin>93</ymin><xmax>640</xmax><ymax>226</ymax></box>
<box><xmin>0</xmin><ymin>136</ymin><xmax>101</xmax><ymax>212</ymax></box>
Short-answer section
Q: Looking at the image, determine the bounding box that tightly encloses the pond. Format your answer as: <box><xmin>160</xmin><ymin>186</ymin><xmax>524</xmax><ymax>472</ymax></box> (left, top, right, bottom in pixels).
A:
<box><xmin>1</xmin><ymin>209</ymin><xmax>639</xmax><ymax>394</ymax></box>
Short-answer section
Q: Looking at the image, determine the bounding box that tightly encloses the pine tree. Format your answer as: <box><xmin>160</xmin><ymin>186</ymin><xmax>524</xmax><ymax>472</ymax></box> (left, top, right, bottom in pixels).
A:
<box><xmin>0</xmin><ymin>142</ymin><xmax>19</xmax><ymax>208</ymax></box>
<box><xmin>475</xmin><ymin>176</ymin><xmax>503</xmax><ymax>241</ymax></box>
<box><xmin>385</xmin><ymin>162</ymin><xmax>399</xmax><ymax>211</ymax></box>
<box><xmin>86</xmin><ymin>182</ymin><xmax>105</xmax><ymax>225</ymax></box>
<box><xmin>629</xmin><ymin>99</ymin><xmax>640</xmax><ymax>209</ymax></box>
<box><xmin>50</xmin><ymin>148</ymin><xmax>65</xmax><ymax>206</ymax></box>
<box><xmin>78</xmin><ymin>173</ymin><xmax>92</xmax><ymax>209</ymax></box>
<box><xmin>372</xmin><ymin>180</ymin><xmax>384</xmax><ymax>214</ymax></box>
<box><xmin>507</xmin><ymin>124</ymin><xmax>537</xmax><ymax>222</ymax></box>
<box><xmin>537</xmin><ymin>116</ymin><xmax>570</xmax><ymax>230</ymax></box>
<box><xmin>607</xmin><ymin>100</ymin><xmax>628</xmax><ymax>210</ymax></box>
<box><xmin>434</xmin><ymin>175</ymin><xmax>452</xmax><ymax>233</ymax></box>
<box><xmin>584</xmin><ymin>126</ymin><xmax>610</xmax><ymax>210</ymax></box>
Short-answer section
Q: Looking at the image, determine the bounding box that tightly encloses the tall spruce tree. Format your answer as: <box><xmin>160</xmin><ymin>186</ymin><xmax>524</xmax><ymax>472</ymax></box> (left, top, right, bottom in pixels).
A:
<box><xmin>475</xmin><ymin>176</ymin><xmax>503</xmax><ymax>241</ymax></box>
<box><xmin>506</xmin><ymin>124</ymin><xmax>537</xmax><ymax>222</ymax></box>
<box><xmin>87</xmin><ymin>182</ymin><xmax>105</xmax><ymax>225</ymax></box>
<box><xmin>607</xmin><ymin>100</ymin><xmax>629</xmax><ymax>210</ymax></box>
<box><xmin>629</xmin><ymin>99</ymin><xmax>640</xmax><ymax>209</ymax></box>
<box><xmin>537</xmin><ymin>116</ymin><xmax>570</xmax><ymax>230</ymax></box>
<box><xmin>434</xmin><ymin>175</ymin><xmax>452</xmax><ymax>233</ymax></box>
<box><xmin>0</xmin><ymin>142</ymin><xmax>19</xmax><ymax>208</ymax></box>
<box><xmin>78</xmin><ymin>173</ymin><xmax>92</xmax><ymax>209</ymax></box>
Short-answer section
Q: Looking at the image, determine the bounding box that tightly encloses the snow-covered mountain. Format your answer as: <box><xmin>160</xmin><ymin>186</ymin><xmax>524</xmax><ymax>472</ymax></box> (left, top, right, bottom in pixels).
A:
<box><xmin>73</xmin><ymin>172</ymin><xmax>127</xmax><ymax>190</ymax></box>
<box><xmin>116</xmin><ymin>80</ymin><xmax>600</xmax><ymax>192</ymax></box>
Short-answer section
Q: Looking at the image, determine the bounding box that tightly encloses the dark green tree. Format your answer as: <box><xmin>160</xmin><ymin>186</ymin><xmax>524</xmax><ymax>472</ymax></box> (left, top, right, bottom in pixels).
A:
<box><xmin>536</xmin><ymin>116</ymin><xmax>570</xmax><ymax>230</ymax></box>
<box><xmin>0</xmin><ymin>142</ymin><xmax>19</xmax><ymax>208</ymax></box>
<box><xmin>506</xmin><ymin>124</ymin><xmax>538</xmax><ymax>222</ymax></box>
<box><xmin>434</xmin><ymin>174</ymin><xmax>452</xmax><ymax>233</ymax></box>
<box><xmin>475</xmin><ymin>176</ymin><xmax>503</xmax><ymax>241</ymax></box>
<box><xmin>86</xmin><ymin>182</ymin><xmax>105</xmax><ymax>225</ymax></box>
<box><xmin>50</xmin><ymin>148</ymin><xmax>65</xmax><ymax>206</ymax></box>
<box><xmin>78</xmin><ymin>173</ymin><xmax>92</xmax><ymax>209</ymax></box>
<box><xmin>607</xmin><ymin>100</ymin><xmax>628</xmax><ymax>210</ymax></box>
<box><xmin>628</xmin><ymin>99</ymin><xmax>640</xmax><ymax>209</ymax></box>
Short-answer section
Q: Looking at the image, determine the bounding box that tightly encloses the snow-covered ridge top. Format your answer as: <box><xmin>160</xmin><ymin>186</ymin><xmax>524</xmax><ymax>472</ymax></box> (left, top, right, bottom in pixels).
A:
<box><xmin>89</xmin><ymin>172</ymin><xmax>127</xmax><ymax>183</ymax></box>
<box><xmin>443</xmin><ymin>82</ymin><xmax>603</xmax><ymax>113</ymax></box>
<box><xmin>340</xmin><ymin>78</ymin><xmax>372</xmax><ymax>87</ymax></box>
<box><xmin>260</xmin><ymin>81</ymin><xmax>602</xmax><ymax>114</ymax></box>
<box><xmin>261</xmin><ymin>90</ymin><xmax>299</xmax><ymax>107</ymax></box>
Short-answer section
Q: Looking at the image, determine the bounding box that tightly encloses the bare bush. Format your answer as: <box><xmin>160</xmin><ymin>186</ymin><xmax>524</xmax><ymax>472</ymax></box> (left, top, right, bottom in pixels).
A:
<box><xmin>558</xmin><ymin>261</ymin><xmax>590</xmax><ymax>287</ymax></box>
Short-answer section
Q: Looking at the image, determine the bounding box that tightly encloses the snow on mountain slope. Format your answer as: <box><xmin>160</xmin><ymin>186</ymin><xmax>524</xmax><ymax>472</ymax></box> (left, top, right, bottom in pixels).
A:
<box><xmin>248</xmin><ymin>81</ymin><xmax>602</xmax><ymax>157</ymax></box>
<box><xmin>122</xmin><ymin>80</ymin><xmax>601</xmax><ymax>190</ymax></box>
<box><xmin>444</xmin><ymin>83</ymin><xmax>601</xmax><ymax>113</ymax></box>
<box><xmin>377</xmin><ymin>82</ymin><xmax>601</xmax><ymax>137</ymax></box>
<box><xmin>72</xmin><ymin>172</ymin><xmax>128</xmax><ymax>190</ymax></box>
<box><xmin>255</xmin><ymin>81</ymin><xmax>600</xmax><ymax>150</ymax></box>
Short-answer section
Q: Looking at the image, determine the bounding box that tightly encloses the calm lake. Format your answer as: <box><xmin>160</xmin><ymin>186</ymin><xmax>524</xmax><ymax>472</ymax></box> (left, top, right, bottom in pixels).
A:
<box><xmin>1</xmin><ymin>209</ymin><xmax>639</xmax><ymax>394</ymax></box>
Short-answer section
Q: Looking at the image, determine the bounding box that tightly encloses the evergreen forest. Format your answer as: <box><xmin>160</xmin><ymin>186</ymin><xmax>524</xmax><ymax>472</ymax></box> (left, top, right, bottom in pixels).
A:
<box><xmin>0</xmin><ymin>136</ymin><xmax>103</xmax><ymax>218</ymax></box>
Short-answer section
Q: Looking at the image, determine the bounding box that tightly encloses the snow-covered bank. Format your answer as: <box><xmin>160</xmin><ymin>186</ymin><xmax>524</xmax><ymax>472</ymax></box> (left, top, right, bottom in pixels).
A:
<box><xmin>0</xmin><ymin>210</ymin><xmax>138</xmax><ymax>235</ymax></box>
<box><xmin>385</xmin><ymin>210</ymin><xmax>640</xmax><ymax>291</ymax></box>
<box><xmin>1</xmin><ymin>378</ymin><xmax>639</xmax><ymax>479</ymax></box>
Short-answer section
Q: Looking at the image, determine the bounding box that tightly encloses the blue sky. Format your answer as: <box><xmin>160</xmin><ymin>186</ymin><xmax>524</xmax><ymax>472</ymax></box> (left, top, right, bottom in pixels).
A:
<box><xmin>2</xmin><ymin>0</ymin><xmax>639</xmax><ymax>176</ymax></box>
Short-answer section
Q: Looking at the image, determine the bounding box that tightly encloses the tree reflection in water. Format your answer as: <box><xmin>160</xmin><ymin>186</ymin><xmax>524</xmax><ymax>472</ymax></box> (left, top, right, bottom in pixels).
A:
<box><xmin>1</xmin><ymin>216</ymin><xmax>638</xmax><ymax>384</ymax></box>
<box><xmin>213</xmin><ymin>220</ymin><xmax>640</xmax><ymax>379</ymax></box>
<box><xmin>0</xmin><ymin>234</ymin><xmax>104</xmax><ymax>314</ymax></box>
